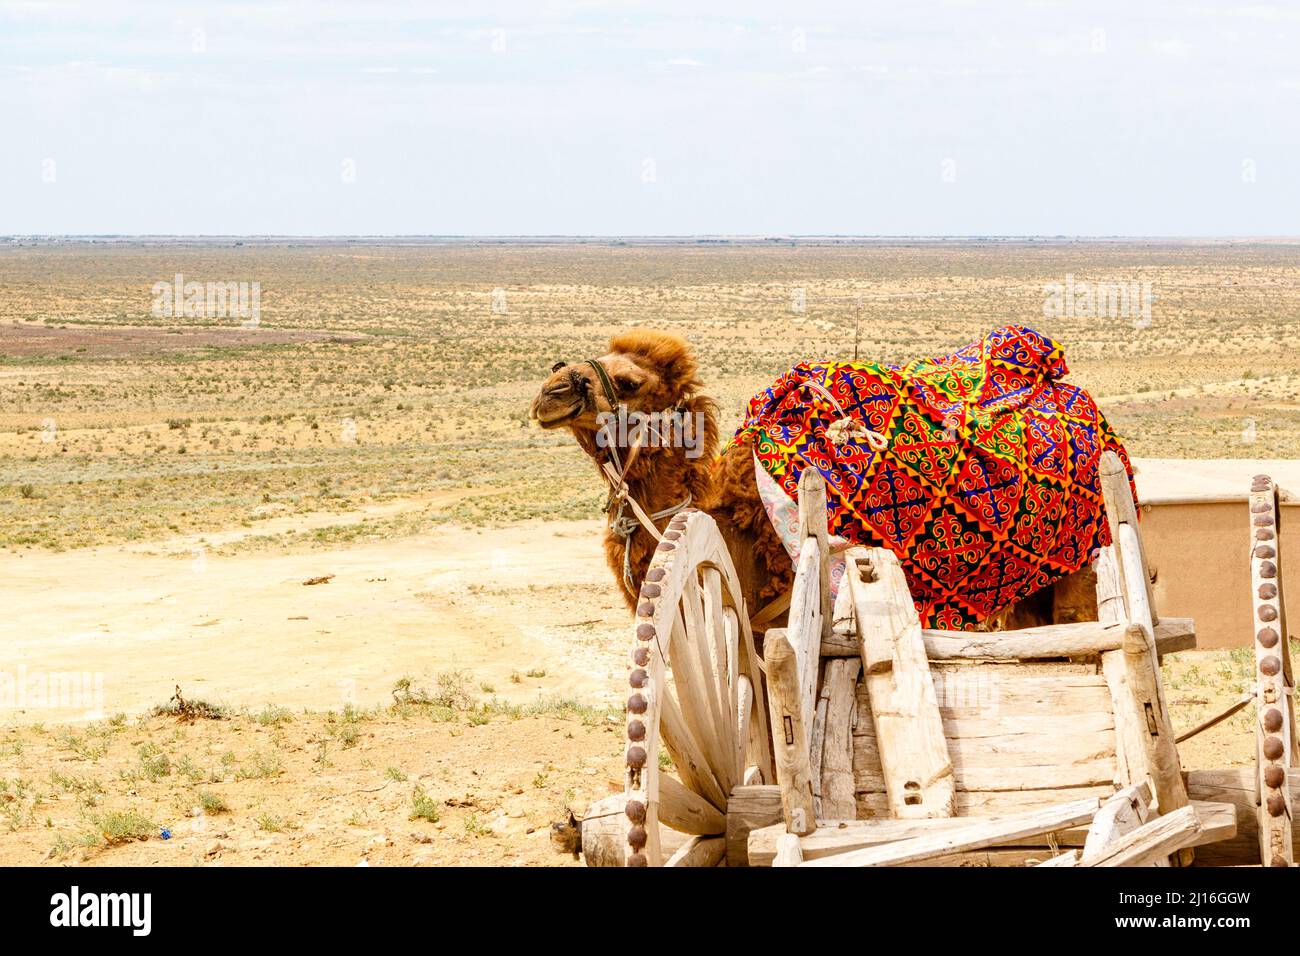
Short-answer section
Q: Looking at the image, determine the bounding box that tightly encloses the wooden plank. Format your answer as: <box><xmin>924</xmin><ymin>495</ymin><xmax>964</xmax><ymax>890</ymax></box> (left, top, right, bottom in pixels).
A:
<box><xmin>855</xmin><ymin>760</ymin><xmax>1117</xmax><ymax>794</ymax></box>
<box><xmin>855</xmin><ymin>785</ymin><xmax>1118</xmax><ymax>821</ymax></box>
<box><xmin>676</xmin><ymin>579</ymin><xmax>736</xmax><ymax>795</ymax></box>
<box><xmin>1082</xmin><ymin>783</ymin><xmax>1154</xmax><ymax>863</ymax></box>
<box><xmin>848</xmin><ymin>546</ymin><xmax>954</xmax><ymax>818</ymax></box>
<box><xmin>763</xmin><ymin>629</ymin><xmax>816</xmax><ymax>835</ymax></box>
<box><xmin>749</xmin><ymin>813</ymin><xmax>1118</xmax><ymax>865</ymax></box>
<box><xmin>700</xmin><ymin>566</ymin><xmax>736</xmax><ymax>762</ymax></box>
<box><xmin>658</xmin><ymin>773</ymin><xmax>727</xmax><ymax>836</ymax></box>
<box><xmin>664</xmin><ymin>835</ymin><xmax>726</xmax><ymax>868</ymax></box>
<box><xmin>801</xmin><ymin>797</ymin><xmax>1103</xmax><ymax>867</ymax></box>
<box><xmin>659</xmin><ymin>669</ymin><xmax>728</xmax><ymax>811</ymax></box>
<box><xmin>1248</xmin><ymin>479</ymin><xmax>1295</xmax><ymax>868</ymax></box>
<box><xmin>820</xmin><ymin>616</ymin><xmax>1198</xmax><ymax>659</ymax></box>
<box><xmin>724</xmin><ymin>785</ymin><xmax>781</xmax><ymax>867</ymax></box>
<box><xmin>1078</xmin><ymin>804</ymin><xmax>1201</xmax><ymax>867</ymax></box>
<box><xmin>820</xmin><ymin>658</ymin><xmax>861</xmax><ymax>820</ymax></box>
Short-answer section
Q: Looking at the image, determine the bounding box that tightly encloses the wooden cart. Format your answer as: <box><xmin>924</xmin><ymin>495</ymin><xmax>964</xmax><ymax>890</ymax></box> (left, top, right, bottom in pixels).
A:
<box><xmin>570</xmin><ymin>453</ymin><xmax>1295</xmax><ymax>867</ymax></box>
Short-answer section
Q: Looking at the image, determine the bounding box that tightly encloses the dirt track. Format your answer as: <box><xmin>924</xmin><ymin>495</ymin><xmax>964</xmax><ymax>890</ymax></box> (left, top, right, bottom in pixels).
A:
<box><xmin>2</xmin><ymin>514</ymin><xmax>629</xmax><ymax>723</ymax></box>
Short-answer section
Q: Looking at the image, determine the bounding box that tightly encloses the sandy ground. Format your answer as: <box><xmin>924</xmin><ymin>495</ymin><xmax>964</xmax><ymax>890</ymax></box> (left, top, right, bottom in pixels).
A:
<box><xmin>2</xmin><ymin>513</ymin><xmax>629</xmax><ymax>724</ymax></box>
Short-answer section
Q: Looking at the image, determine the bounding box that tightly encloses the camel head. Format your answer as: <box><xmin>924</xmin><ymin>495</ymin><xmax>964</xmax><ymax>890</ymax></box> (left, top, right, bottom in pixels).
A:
<box><xmin>529</xmin><ymin>330</ymin><xmax>713</xmax><ymax>458</ymax></box>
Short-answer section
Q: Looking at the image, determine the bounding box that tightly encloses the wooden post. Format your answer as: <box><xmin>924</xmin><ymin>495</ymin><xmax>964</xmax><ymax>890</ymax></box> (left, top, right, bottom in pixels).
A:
<box><xmin>763</xmin><ymin>629</ymin><xmax>817</xmax><ymax>835</ymax></box>
<box><xmin>1095</xmin><ymin>515</ymin><xmax>1189</xmax><ymax>848</ymax></box>
<box><xmin>1248</xmin><ymin>476</ymin><xmax>1295</xmax><ymax>867</ymax></box>
<box><xmin>846</xmin><ymin>545</ymin><xmax>954</xmax><ymax>818</ymax></box>
<box><xmin>796</xmin><ymin>467</ymin><xmax>832</xmax><ymax>643</ymax></box>
<box><xmin>1099</xmin><ymin>450</ymin><xmax>1158</xmax><ymax>625</ymax></box>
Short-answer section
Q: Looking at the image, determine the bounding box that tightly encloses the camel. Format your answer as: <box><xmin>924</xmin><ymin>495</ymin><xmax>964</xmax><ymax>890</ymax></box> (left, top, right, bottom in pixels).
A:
<box><xmin>529</xmin><ymin>328</ymin><xmax>1098</xmax><ymax>632</ymax></box>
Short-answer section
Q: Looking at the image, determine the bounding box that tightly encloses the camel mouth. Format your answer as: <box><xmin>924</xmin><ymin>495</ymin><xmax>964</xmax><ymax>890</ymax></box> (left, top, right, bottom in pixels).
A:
<box><xmin>534</xmin><ymin>402</ymin><xmax>585</xmax><ymax>429</ymax></box>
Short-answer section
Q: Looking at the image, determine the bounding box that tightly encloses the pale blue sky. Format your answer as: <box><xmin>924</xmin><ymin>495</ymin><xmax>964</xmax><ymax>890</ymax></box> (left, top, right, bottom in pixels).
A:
<box><xmin>1</xmin><ymin>0</ymin><xmax>1297</xmax><ymax>235</ymax></box>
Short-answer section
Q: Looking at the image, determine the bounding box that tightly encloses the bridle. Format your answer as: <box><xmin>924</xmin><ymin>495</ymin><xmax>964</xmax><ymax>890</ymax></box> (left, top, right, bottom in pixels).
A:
<box><xmin>552</xmin><ymin>358</ymin><xmax>693</xmax><ymax>597</ymax></box>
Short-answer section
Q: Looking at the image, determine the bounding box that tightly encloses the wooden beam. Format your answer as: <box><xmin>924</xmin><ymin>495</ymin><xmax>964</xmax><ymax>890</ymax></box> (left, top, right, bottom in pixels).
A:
<box><xmin>922</xmin><ymin>620</ymin><xmax>1126</xmax><ymax>660</ymax></box>
<box><xmin>659</xmin><ymin>773</ymin><xmax>726</xmax><ymax>836</ymax></box>
<box><xmin>800</xmin><ymin>797</ymin><xmax>1102</xmax><ymax>867</ymax></box>
<box><xmin>763</xmin><ymin>630</ymin><xmax>817</xmax><ymax>835</ymax></box>
<box><xmin>1036</xmin><ymin>850</ymin><xmax>1081</xmax><ymax>867</ymax></box>
<box><xmin>847</xmin><ymin>546</ymin><xmax>954</xmax><ymax>819</ymax></box>
<box><xmin>1078</xmin><ymin>804</ymin><xmax>1201</xmax><ymax>867</ymax></box>
<box><xmin>664</xmin><ymin>835</ymin><xmax>726</xmax><ymax>867</ymax></box>
<box><xmin>820</xmin><ymin>616</ymin><xmax>1198</xmax><ymax>659</ymax></box>
<box><xmin>1082</xmin><ymin>783</ymin><xmax>1156</xmax><ymax>864</ymax></box>
<box><xmin>820</xmin><ymin>658</ymin><xmax>861</xmax><ymax>820</ymax></box>
<box><xmin>724</xmin><ymin>785</ymin><xmax>781</xmax><ymax>867</ymax></box>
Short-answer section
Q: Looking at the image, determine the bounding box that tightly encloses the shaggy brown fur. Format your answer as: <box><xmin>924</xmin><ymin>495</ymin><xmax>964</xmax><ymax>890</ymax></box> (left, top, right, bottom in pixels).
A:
<box><xmin>530</xmin><ymin>329</ymin><xmax>1078</xmax><ymax>626</ymax></box>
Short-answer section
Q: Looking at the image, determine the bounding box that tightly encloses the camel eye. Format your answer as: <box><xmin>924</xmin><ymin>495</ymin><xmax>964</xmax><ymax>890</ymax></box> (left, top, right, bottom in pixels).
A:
<box><xmin>614</xmin><ymin>375</ymin><xmax>641</xmax><ymax>396</ymax></box>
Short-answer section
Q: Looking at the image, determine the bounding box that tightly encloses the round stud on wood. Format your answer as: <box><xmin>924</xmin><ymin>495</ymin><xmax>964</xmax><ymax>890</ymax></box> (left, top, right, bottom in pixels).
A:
<box><xmin>1270</xmin><ymin>854</ymin><xmax>1290</xmax><ymax>868</ymax></box>
<box><xmin>1255</xmin><ymin>515</ymin><xmax>1272</xmax><ymax>527</ymax></box>
<box><xmin>1260</xmin><ymin>655</ymin><xmax>1282</xmax><ymax>676</ymax></box>
<box><xmin>1263</xmin><ymin>708</ymin><xmax>1284</xmax><ymax>733</ymax></box>
<box><xmin>1259</xmin><ymin>584</ymin><xmax>1279</xmax><ymax>601</ymax></box>
<box><xmin>1265</xmin><ymin>765</ymin><xmax>1286</xmax><ymax>789</ymax></box>
<box><xmin>1267</xmin><ymin>793</ymin><xmax>1288</xmax><ymax>817</ymax></box>
<box><xmin>1255</xmin><ymin>545</ymin><xmax>1276</xmax><ymax>560</ymax></box>
<box><xmin>1257</xmin><ymin>528</ymin><xmax>1276</xmax><ymax>541</ymax></box>
<box><xmin>1258</xmin><ymin>605</ymin><xmax>1278</xmax><ymax>622</ymax></box>
<box><xmin>1263</xmin><ymin>736</ymin><xmax>1285</xmax><ymax>761</ymax></box>
<box><xmin>618</xmin><ymin>508</ymin><xmax>771</xmax><ymax>865</ymax></box>
<box><xmin>1260</xmin><ymin>560</ymin><xmax>1277</xmax><ymax>579</ymax></box>
<box><xmin>1258</xmin><ymin>627</ymin><xmax>1280</xmax><ymax>648</ymax></box>
<box><xmin>1251</xmin><ymin>502</ymin><xmax>1271</xmax><ymax>513</ymax></box>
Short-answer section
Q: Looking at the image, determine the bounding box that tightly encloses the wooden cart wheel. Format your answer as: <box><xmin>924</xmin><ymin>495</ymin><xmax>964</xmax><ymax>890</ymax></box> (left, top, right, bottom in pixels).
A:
<box><xmin>622</xmin><ymin>508</ymin><xmax>775</xmax><ymax>866</ymax></box>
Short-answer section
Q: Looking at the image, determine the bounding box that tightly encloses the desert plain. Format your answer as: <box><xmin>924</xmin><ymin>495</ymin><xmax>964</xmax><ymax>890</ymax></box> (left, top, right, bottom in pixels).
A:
<box><xmin>1</xmin><ymin>237</ymin><xmax>1297</xmax><ymax>865</ymax></box>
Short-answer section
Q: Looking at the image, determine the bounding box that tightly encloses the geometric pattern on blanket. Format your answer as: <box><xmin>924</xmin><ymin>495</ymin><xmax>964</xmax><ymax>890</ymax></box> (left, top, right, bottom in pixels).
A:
<box><xmin>723</xmin><ymin>325</ymin><xmax>1136</xmax><ymax>629</ymax></box>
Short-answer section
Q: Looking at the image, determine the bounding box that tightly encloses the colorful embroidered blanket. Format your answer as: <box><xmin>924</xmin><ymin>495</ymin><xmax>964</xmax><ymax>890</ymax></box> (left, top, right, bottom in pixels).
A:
<box><xmin>725</xmin><ymin>325</ymin><xmax>1134</xmax><ymax>629</ymax></box>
